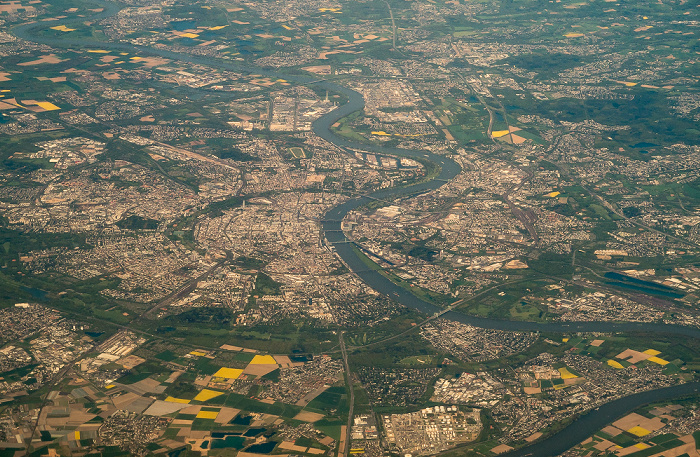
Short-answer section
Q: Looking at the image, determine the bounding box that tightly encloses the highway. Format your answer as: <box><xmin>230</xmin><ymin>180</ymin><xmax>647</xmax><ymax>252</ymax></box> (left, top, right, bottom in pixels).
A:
<box><xmin>339</xmin><ymin>331</ymin><xmax>354</xmax><ymax>457</ymax></box>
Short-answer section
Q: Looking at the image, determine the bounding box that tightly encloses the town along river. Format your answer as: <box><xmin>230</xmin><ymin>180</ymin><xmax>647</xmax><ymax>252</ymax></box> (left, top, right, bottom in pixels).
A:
<box><xmin>497</xmin><ymin>381</ymin><xmax>700</xmax><ymax>457</ymax></box>
<box><xmin>12</xmin><ymin>6</ymin><xmax>700</xmax><ymax>455</ymax></box>
<box><xmin>312</xmin><ymin>87</ymin><xmax>700</xmax><ymax>337</ymax></box>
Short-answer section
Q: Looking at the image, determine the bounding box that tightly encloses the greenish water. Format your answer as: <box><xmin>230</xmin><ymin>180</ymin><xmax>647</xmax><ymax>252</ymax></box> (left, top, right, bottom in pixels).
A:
<box><xmin>210</xmin><ymin>436</ymin><xmax>245</xmax><ymax>449</ymax></box>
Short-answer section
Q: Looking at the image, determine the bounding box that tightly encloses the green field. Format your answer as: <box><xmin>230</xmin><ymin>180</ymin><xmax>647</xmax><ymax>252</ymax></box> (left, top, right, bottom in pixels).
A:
<box><xmin>289</xmin><ymin>147</ymin><xmax>306</xmax><ymax>158</ymax></box>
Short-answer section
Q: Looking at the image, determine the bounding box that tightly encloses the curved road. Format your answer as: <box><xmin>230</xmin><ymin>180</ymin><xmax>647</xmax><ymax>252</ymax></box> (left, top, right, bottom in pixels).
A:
<box><xmin>12</xmin><ymin>6</ymin><xmax>700</xmax><ymax>456</ymax></box>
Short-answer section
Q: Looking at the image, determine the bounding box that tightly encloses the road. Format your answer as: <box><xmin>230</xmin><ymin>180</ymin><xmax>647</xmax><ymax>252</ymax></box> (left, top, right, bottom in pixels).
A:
<box><xmin>339</xmin><ymin>331</ymin><xmax>354</xmax><ymax>457</ymax></box>
<box><xmin>385</xmin><ymin>1</ymin><xmax>397</xmax><ymax>48</ymax></box>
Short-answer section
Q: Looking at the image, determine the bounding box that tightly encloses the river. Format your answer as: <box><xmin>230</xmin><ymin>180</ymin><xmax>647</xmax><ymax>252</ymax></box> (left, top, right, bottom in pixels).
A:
<box><xmin>11</xmin><ymin>6</ymin><xmax>700</xmax><ymax>456</ymax></box>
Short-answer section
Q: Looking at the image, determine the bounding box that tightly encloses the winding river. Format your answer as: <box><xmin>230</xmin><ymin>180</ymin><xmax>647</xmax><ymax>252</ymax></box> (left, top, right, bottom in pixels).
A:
<box><xmin>12</xmin><ymin>6</ymin><xmax>700</xmax><ymax>456</ymax></box>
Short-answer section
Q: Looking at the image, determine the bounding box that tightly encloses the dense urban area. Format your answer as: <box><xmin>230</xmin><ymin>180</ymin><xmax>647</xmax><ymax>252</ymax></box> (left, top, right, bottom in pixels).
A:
<box><xmin>0</xmin><ymin>0</ymin><xmax>699</xmax><ymax>455</ymax></box>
